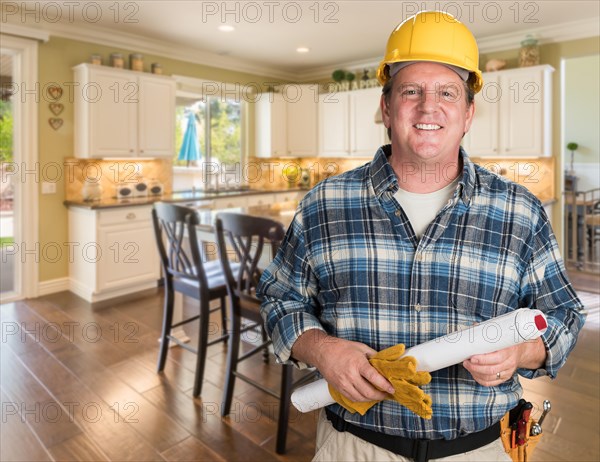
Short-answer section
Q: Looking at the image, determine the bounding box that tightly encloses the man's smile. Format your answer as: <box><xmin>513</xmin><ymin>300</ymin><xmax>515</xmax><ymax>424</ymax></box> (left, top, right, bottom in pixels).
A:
<box><xmin>414</xmin><ymin>123</ymin><xmax>442</xmax><ymax>131</ymax></box>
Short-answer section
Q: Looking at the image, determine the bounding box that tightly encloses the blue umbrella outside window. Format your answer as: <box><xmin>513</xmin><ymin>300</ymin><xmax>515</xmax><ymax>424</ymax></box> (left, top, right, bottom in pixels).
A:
<box><xmin>178</xmin><ymin>112</ymin><xmax>201</xmax><ymax>167</ymax></box>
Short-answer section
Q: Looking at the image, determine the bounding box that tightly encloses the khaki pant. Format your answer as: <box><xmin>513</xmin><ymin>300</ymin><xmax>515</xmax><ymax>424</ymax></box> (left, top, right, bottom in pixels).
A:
<box><xmin>313</xmin><ymin>409</ymin><xmax>512</xmax><ymax>462</ymax></box>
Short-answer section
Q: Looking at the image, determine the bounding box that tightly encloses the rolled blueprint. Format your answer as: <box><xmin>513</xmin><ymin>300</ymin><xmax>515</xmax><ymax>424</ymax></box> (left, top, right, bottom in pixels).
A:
<box><xmin>291</xmin><ymin>308</ymin><xmax>548</xmax><ymax>413</ymax></box>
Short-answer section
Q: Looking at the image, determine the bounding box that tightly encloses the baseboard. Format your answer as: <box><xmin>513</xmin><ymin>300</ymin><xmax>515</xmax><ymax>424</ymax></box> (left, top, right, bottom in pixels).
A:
<box><xmin>69</xmin><ymin>278</ymin><xmax>159</xmax><ymax>304</ymax></box>
<box><xmin>38</xmin><ymin>277</ymin><xmax>70</xmax><ymax>296</ymax></box>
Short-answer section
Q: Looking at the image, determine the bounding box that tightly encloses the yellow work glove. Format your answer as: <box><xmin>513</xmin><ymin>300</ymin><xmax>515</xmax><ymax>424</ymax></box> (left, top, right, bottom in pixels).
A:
<box><xmin>328</xmin><ymin>343</ymin><xmax>433</xmax><ymax>419</ymax></box>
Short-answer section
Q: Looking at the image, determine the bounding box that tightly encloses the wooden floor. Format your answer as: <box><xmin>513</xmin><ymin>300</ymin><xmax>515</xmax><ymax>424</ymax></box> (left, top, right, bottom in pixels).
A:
<box><xmin>1</xmin><ymin>283</ymin><xmax>598</xmax><ymax>462</ymax></box>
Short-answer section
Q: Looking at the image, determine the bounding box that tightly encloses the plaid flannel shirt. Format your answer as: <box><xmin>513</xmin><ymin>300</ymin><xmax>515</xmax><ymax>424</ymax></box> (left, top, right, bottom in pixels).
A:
<box><xmin>258</xmin><ymin>145</ymin><xmax>585</xmax><ymax>440</ymax></box>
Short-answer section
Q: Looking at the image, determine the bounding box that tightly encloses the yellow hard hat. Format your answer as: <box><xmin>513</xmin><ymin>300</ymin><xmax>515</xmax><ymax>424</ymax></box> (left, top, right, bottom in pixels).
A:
<box><xmin>377</xmin><ymin>11</ymin><xmax>483</xmax><ymax>93</ymax></box>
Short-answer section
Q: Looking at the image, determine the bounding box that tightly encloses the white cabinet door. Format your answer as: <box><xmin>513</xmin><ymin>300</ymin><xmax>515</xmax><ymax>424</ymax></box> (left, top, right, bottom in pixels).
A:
<box><xmin>85</xmin><ymin>68</ymin><xmax>137</xmax><ymax>157</ymax></box>
<box><xmin>74</xmin><ymin>63</ymin><xmax>175</xmax><ymax>159</ymax></box>
<box><xmin>255</xmin><ymin>85</ymin><xmax>318</xmax><ymax>157</ymax></box>
<box><xmin>255</xmin><ymin>93</ymin><xmax>287</xmax><ymax>157</ymax></box>
<box><xmin>350</xmin><ymin>87</ymin><xmax>386</xmax><ymax>156</ymax></box>
<box><xmin>500</xmin><ymin>68</ymin><xmax>547</xmax><ymax>156</ymax></box>
<box><xmin>319</xmin><ymin>92</ymin><xmax>350</xmax><ymax>157</ymax></box>
<box><xmin>287</xmin><ymin>85</ymin><xmax>318</xmax><ymax>156</ymax></box>
<box><xmin>271</xmin><ymin>94</ymin><xmax>288</xmax><ymax>156</ymax></box>
<box><xmin>69</xmin><ymin>205</ymin><xmax>160</xmax><ymax>302</ymax></box>
<box><xmin>463</xmin><ymin>65</ymin><xmax>553</xmax><ymax>157</ymax></box>
<box><xmin>138</xmin><ymin>75</ymin><xmax>176</xmax><ymax>157</ymax></box>
<box><xmin>97</xmin><ymin>221</ymin><xmax>159</xmax><ymax>292</ymax></box>
<box><xmin>462</xmin><ymin>74</ymin><xmax>500</xmax><ymax>156</ymax></box>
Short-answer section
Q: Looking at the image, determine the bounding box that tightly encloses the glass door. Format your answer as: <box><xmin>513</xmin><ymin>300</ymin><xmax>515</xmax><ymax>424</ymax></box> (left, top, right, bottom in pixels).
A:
<box><xmin>0</xmin><ymin>52</ymin><xmax>16</xmax><ymax>297</ymax></box>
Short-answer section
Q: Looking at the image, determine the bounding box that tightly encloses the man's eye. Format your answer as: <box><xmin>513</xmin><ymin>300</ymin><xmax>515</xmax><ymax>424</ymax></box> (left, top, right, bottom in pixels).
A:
<box><xmin>402</xmin><ymin>89</ymin><xmax>418</xmax><ymax>96</ymax></box>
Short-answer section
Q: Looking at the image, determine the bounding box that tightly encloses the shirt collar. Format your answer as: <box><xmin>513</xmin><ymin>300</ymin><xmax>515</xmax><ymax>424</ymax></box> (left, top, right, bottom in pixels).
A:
<box><xmin>369</xmin><ymin>145</ymin><xmax>399</xmax><ymax>197</ymax></box>
<box><xmin>369</xmin><ymin>145</ymin><xmax>476</xmax><ymax>206</ymax></box>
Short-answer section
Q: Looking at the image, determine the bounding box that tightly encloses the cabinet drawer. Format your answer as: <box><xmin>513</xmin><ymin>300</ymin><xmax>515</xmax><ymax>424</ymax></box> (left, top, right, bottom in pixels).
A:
<box><xmin>97</xmin><ymin>206</ymin><xmax>153</xmax><ymax>226</ymax></box>
<box><xmin>275</xmin><ymin>192</ymin><xmax>300</xmax><ymax>203</ymax></box>
<box><xmin>214</xmin><ymin>196</ymin><xmax>248</xmax><ymax>209</ymax></box>
<box><xmin>247</xmin><ymin>194</ymin><xmax>275</xmax><ymax>207</ymax></box>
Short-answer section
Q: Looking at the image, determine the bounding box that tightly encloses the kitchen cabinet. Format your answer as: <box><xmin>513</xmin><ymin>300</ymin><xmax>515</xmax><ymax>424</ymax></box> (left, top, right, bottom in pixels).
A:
<box><xmin>255</xmin><ymin>85</ymin><xmax>318</xmax><ymax>157</ymax></box>
<box><xmin>69</xmin><ymin>205</ymin><xmax>160</xmax><ymax>302</ymax></box>
<box><xmin>462</xmin><ymin>65</ymin><xmax>554</xmax><ymax>157</ymax></box>
<box><xmin>73</xmin><ymin>63</ymin><xmax>176</xmax><ymax>158</ymax></box>
<box><xmin>319</xmin><ymin>87</ymin><xmax>387</xmax><ymax>157</ymax></box>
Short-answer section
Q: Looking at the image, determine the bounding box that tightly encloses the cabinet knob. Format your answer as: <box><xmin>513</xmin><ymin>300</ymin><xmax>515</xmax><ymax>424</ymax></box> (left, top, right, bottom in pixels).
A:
<box><xmin>140</xmin><ymin>150</ymin><xmax>144</xmax><ymax>154</ymax></box>
<box><xmin>126</xmin><ymin>213</ymin><xmax>136</xmax><ymax>220</ymax></box>
<box><xmin>130</xmin><ymin>149</ymin><xmax>134</xmax><ymax>153</ymax></box>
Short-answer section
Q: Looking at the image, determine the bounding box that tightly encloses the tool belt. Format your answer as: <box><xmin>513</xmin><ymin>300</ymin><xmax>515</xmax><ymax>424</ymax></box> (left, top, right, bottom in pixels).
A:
<box><xmin>325</xmin><ymin>408</ymin><xmax>500</xmax><ymax>462</ymax></box>
<box><xmin>500</xmin><ymin>412</ymin><xmax>542</xmax><ymax>462</ymax></box>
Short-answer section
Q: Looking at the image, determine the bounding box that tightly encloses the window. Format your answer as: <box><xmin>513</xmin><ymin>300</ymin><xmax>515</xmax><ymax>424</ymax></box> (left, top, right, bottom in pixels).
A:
<box><xmin>174</xmin><ymin>95</ymin><xmax>242</xmax><ymax>185</ymax></box>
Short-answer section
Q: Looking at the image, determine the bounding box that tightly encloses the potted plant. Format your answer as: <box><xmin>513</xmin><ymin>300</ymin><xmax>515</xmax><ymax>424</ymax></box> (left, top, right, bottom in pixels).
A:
<box><xmin>566</xmin><ymin>142</ymin><xmax>579</xmax><ymax>175</ymax></box>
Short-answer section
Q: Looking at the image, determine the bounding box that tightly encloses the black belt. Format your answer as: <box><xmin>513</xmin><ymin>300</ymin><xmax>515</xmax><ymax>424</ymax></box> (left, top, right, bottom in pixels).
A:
<box><xmin>325</xmin><ymin>408</ymin><xmax>501</xmax><ymax>462</ymax></box>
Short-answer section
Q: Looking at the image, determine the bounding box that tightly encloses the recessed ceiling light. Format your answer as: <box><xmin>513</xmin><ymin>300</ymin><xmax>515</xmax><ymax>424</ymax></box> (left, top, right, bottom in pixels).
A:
<box><xmin>218</xmin><ymin>25</ymin><xmax>235</xmax><ymax>32</ymax></box>
<box><xmin>296</xmin><ymin>47</ymin><xmax>310</xmax><ymax>53</ymax></box>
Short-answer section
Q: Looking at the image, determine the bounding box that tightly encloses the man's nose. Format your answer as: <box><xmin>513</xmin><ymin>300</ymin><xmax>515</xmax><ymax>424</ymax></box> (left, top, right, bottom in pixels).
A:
<box><xmin>418</xmin><ymin>90</ymin><xmax>440</xmax><ymax>111</ymax></box>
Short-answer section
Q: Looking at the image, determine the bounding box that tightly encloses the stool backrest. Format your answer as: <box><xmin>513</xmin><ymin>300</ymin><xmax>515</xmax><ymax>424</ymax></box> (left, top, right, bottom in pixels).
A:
<box><xmin>152</xmin><ymin>202</ymin><xmax>208</xmax><ymax>288</ymax></box>
<box><xmin>215</xmin><ymin>212</ymin><xmax>285</xmax><ymax>298</ymax></box>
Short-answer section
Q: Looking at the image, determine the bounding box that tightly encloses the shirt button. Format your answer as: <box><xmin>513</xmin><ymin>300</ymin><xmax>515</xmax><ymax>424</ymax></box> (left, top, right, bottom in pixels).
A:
<box><xmin>415</xmin><ymin>253</ymin><xmax>422</xmax><ymax>262</ymax></box>
<box><xmin>415</xmin><ymin>303</ymin><xmax>422</xmax><ymax>312</ymax></box>
<box><xmin>395</xmin><ymin>210</ymin><xmax>402</xmax><ymax>217</ymax></box>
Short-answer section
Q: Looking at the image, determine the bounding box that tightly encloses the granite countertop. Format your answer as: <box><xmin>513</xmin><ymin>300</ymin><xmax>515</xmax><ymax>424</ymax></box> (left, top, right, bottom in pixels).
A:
<box><xmin>193</xmin><ymin>203</ymin><xmax>299</xmax><ymax>232</ymax></box>
<box><xmin>64</xmin><ymin>187</ymin><xmax>308</xmax><ymax>209</ymax></box>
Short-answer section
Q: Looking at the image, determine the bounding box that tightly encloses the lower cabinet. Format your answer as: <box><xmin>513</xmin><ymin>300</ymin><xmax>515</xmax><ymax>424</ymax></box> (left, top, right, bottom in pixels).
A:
<box><xmin>69</xmin><ymin>205</ymin><xmax>160</xmax><ymax>303</ymax></box>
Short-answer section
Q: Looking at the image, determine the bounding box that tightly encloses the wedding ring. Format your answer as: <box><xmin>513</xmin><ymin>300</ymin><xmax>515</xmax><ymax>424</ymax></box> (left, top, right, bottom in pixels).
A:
<box><xmin>496</xmin><ymin>371</ymin><xmax>501</xmax><ymax>379</ymax></box>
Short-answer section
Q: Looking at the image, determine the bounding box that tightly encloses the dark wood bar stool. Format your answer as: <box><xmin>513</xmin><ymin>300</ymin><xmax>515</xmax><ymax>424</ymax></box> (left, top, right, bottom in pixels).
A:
<box><xmin>152</xmin><ymin>202</ymin><xmax>230</xmax><ymax>397</ymax></box>
<box><xmin>215</xmin><ymin>212</ymin><xmax>315</xmax><ymax>454</ymax></box>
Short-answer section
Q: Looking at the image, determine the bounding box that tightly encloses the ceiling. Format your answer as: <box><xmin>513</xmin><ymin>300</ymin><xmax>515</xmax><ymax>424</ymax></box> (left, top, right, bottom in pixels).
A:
<box><xmin>4</xmin><ymin>1</ymin><xmax>600</xmax><ymax>80</ymax></box>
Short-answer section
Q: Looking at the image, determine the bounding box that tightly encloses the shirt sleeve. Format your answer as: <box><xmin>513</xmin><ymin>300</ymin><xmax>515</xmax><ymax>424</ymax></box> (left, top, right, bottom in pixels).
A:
<box><xmin>518</xmin><ymin>205</ymin><xmax>586</xmax><ymax>379</ymax></box>
<box><xmin>257</xmin><ymin>203</ymin><xmax>326</xmax><ymax>369</ymax></box>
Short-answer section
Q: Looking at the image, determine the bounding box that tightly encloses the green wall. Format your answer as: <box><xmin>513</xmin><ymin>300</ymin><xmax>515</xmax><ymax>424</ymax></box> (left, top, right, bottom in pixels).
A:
<box><xmin>38</xmin><ymin>35</ymin><xmax>599</xmax><ymax>282</ymax></box>
<box><xmin>38</xmin><ymin>36</ymin><xmax>283</xmax><ymax>282</ymax></box>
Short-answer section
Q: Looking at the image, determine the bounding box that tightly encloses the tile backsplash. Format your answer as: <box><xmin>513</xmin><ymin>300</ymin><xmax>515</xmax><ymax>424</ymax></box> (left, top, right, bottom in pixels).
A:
<box><xmin>247</xmin><ymin>155</ymin><xmax>555</xmax><ymax>202</ymax></box>
<box><xmin>64</xmin><ymin>157</ymin><xmax>173</xmax><ymax>202</ymax></box>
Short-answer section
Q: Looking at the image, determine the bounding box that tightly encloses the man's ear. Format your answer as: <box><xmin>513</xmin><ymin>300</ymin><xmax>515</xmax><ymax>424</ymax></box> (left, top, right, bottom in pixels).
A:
<box><xmin>463</xmin><ymin>100</ymin><xmax>475</xmax><ymax>134</ymax></box>
<box><xmin>380</xmin><ymin>95</ymin><xmax>391</xmax><ymax>129</ymax></box>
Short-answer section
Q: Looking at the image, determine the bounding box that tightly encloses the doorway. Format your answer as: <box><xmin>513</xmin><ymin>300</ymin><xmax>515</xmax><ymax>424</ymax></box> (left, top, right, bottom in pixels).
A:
<box><xmin>0</xmin><ymin>35</ymin><xmax>39</xmax><ymax>302</ymax></box>
<box><xmin>0</xmin><ymin>53</ymin><xmax>15</xmax><ymax>295</ymax></box>
<box><xmin>562</xmin><ymin>54</ymin><xmax>600</xmax><ymax>275</ymax></box>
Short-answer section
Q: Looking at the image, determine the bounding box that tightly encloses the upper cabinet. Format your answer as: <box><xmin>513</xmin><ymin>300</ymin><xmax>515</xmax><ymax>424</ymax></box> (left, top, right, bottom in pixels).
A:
<box><xmin>462</xmin><ymin>65</ymin><xmax>554</xmax><ymax>157</ymax></box>
<box><xmin>255</xmin><ymin>84</ymin><xmax>318</xmax><ymax>157</ymax></box>
<box><xmin>73</xmin><ymin>63</ymin><xmax>176</xmax><ymax>158</ymax></box>
<box><xmin>319</xmin><ymin>87</ymin><xmax>386</xmax><ymax>157</ymax></box>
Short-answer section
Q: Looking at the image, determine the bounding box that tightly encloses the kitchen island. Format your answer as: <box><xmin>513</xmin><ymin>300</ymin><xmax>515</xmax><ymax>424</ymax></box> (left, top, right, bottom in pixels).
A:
<box><xmin>64</xmin><ymin>188</ymin><xmax>304</xmax><ymax>304</ymax></box>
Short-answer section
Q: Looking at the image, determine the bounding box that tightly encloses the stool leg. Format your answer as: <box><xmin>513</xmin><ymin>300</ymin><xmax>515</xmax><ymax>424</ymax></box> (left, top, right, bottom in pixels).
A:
<box><xmin>261</xmin><ymin>326</ymin><xmax>269</xmax><ymax>364</ymax></box>
<box><xmin>157</xmin><ymin>285</ymin><xmax>174</xmax><ymax>372</ymax></box>
<box><xmin>276</xmin><ymin>364</ymin><xmax>294</xmax><ymax>454</ymax></box>
<box><xmin>193</xmin><ymin>298</ymin><xmax>210</xmax><ymax>397</ymax></box>
<box><xmin>220</xmin><ymin>295</ymin><xmax>227</xmax><ymax>339</ymax></box>
<box><xmin>222</xmin><ymin>303</ymin><xmax>240</xmax><ymax>416</ymax></box>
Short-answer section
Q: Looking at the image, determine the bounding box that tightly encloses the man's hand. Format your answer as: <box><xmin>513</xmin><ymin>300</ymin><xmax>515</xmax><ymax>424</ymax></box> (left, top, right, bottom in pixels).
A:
<box><xmin>463</xmin><ymin>337</ymin><xmax>547</xmax><ymax>386</ymax></box>
<box><xmin>291</xmin><ymin>330</ymin><xmax>394</xmax><ymax>402</ymax></box>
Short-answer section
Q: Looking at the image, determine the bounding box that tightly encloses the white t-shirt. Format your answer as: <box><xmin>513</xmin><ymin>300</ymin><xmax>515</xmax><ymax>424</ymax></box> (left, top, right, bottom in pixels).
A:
<box><xmin>393</xmin><ymin>177</ymin><xmax>460</xmax><ymax>238</ymax></box>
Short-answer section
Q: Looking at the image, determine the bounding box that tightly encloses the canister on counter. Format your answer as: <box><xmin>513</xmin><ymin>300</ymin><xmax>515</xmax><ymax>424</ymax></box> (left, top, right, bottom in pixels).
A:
<box><xmin>90</xmin><ymin>54</ymin><xmax>102</xmax><ymax>65</ymax></box>
<box><xmin>110</xmin><ymin>53</ymin><xmax>124</xmax><ymax>68</ymax></box>
<box><xmin>130</xmin><ymin>53</ymin><xmax>144</xmax><ymax>71</ymax></box>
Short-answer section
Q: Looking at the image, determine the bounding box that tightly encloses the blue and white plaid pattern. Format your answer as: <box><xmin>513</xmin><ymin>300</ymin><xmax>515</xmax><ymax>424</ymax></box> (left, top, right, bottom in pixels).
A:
<box><xmin>258</xmin><ymin>146</ymin><xmax>585</xmax><ymax>439</ymax></box>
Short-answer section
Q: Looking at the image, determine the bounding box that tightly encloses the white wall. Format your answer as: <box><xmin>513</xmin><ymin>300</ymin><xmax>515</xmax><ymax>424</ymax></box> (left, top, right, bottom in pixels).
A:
<box><xmin>564</xmin><ymin>54</ymin><xmax>600</xmax><ymax>192</ymax></box>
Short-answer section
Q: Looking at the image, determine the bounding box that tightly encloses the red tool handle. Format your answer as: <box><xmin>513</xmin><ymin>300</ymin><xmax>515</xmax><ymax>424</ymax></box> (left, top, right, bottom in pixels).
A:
<box><xmin>517</xmin><ymin>419</ymin><xmax>527</xmax><ymax>446</ymax></box>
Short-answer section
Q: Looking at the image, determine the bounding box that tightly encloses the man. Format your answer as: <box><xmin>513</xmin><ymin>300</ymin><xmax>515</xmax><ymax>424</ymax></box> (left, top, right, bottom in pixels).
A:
<box><xmin>257</xmin><ymin>11</ymin><xmax>584</xmax><ymax>462</ymax></box>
